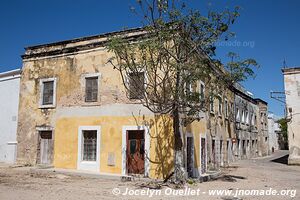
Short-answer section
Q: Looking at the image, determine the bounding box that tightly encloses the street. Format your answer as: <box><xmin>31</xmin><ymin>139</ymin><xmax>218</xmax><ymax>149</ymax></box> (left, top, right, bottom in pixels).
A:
<box><xmin>0</xmin><ymin>150</ymin><xmax>299</xmax><ymax>200</ymax></box>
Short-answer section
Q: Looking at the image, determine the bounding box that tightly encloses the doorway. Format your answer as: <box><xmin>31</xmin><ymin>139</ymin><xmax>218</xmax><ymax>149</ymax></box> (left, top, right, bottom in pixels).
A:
<box><xmin>38</xmin><ymin>131</ymin><xmax>53</xmax><ymax>165</ymax></box>
<box><xmin>200</xmin><ymin>137</ymin><xmax>207</xmax><ymax>174</ymax></box>
<box><xmin>126</xmin><ymin>130</ymin><xmax>145</xmax><ymax>175</ymax></box>
<box><xmin>186</xmin><ymin>136</ymin><xmax>194</xmax><ymax>177</ymax></box>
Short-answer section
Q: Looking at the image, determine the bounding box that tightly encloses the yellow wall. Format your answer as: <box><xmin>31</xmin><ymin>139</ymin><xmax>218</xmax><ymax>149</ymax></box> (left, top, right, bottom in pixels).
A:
<box><xmin>54</xmin><ymin>115</ymin><xmax>175</xmax><ymax>179</ymax></box>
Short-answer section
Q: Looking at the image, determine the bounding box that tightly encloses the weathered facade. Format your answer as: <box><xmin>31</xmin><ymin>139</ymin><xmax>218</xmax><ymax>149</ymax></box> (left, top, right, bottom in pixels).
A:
<box><xmin>282</xmin><ymin>67</ymin><xmax>300</xmax><ymax>165</ymax></box>
<box><xmin>0</xmin><ymin>69</ymin><xmax>21</xmax><ymax>163</ymax></box>
<box><xmin>16</xmin><ymin>28</ymin><xmax>269</xmax><ymax>179</ymax></box>
<box><xmin>16</xmin><ymin>29</ymin><xmax>209</xmax><ymax>179</ymax></box>
<box><xmin>206</xmin><ymin>88</ymin><xmax>235</xmax><ymax>170</ymax></box>
<box><xmin>234</xmin><ymin>86</ymin><xmax>260</xmax><ymax>160</ymax></box>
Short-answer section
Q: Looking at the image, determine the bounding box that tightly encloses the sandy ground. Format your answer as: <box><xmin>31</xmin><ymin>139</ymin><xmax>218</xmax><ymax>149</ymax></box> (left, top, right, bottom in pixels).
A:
<box><xmin>0</xmin><ymin>150</ymin><xmax>299</xmax><ymax>200</ymax></box>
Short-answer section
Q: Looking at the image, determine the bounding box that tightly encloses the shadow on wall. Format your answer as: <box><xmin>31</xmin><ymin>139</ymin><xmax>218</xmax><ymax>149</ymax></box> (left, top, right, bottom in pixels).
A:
<box><xmin>148</xmin><ymin>115</ymin><xmax>174</xmax><ymax>180</ymax></box>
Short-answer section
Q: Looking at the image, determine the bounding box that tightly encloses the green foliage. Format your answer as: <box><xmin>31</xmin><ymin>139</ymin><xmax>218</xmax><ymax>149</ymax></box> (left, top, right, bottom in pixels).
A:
<box><xmin>277</xmin><ymin>118</ymin><xmax>288</xmax><ymax>141</ymax></box>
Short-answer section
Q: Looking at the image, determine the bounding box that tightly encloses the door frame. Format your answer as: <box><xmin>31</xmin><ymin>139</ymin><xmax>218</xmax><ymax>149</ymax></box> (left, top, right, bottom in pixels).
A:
<box><xmin>122</xmin><ymin>126</ymin><xmax>150</xmax><ymax>177</ymax></box>
<box><xmin>200</xmin><ymin>133</ymin><xmax>207</xmax><ymax>175</ymax></box>
<box><xmin>77</xmin><ymin>126</ymin><xmax>101</xmax><ymax>172</ymax></box>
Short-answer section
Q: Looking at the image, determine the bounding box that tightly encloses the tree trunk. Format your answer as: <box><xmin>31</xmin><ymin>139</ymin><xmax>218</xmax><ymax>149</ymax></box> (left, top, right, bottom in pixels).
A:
<box><xmin>173</xmin><ymin>107</ymin><xmax>185</xmax><ymax>183</ymax></box>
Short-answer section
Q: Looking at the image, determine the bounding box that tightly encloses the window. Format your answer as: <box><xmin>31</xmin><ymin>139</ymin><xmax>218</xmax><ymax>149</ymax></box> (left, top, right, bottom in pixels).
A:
<box><xmin>40</xmin><ymin>78</ymin><xmax>56</xmax><ymax>108</ymax></box>
<box><xmin>218</xmin><ymin>97</ymin><xmax>222</xmax><ymax>116</ymax></box>
<box><xmin>236</xmin><ymin>108</ymin><xmax>240</xmax><ymax>122</ymax></box>
<box><xmin>224</xmin><ymin>99</ymin><xmax>228</xmax><ymax>118</ymax></box>
<box><xmin>245</xmin><ymin>111</ymin><xmax>249</xmax><ymax>124</ymax></box>
<box><xmin>199</xmin><ymin>81</ymin><xmax>205</xmax><ymax>100</ymax></box>
<box><xmin>43</xmin><ymin>81</ymin><xmax>54</xmax><ymax>105</ymax></box>
<box><xmin>85</xmin><ymin>77</ymin><xmax>98</xmax><ymax>102</ymax></box>
<box><xmin>241</xmin><ymin>110</ymin><xmax>245</xmax><ymax>123</ymax></box>
<box><xmin>128</xmin><ymin>72</ymin><xmax>145</xmax><ymax>99</ymax></box>
<box><xmin>210</xmin><ymin>96</ymin><xmax>214</xmax><ymax>113</ymax></box>
<box><xmin>82</xmin><ymin>130</ymin><xmax>97</xmax><ymax>161</ymax></box>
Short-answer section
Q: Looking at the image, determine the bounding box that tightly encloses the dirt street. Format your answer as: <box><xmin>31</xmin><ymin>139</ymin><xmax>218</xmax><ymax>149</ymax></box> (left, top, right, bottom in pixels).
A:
<box><xmin>0</xmin><ymin>150</ymin><xmax>299</xmax><ymax>200</ymax></box>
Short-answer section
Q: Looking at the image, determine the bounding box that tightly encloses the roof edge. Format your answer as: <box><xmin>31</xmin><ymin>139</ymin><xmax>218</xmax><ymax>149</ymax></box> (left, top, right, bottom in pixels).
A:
<box><xmin>25</xmin><ymin>27</ymin><xmax>144</xmax><ymax>50</ymax></box>
<box><xmin>0</xmin><ymin>68</ymin><xmax>21</xmax><ymax>79</ymax></box>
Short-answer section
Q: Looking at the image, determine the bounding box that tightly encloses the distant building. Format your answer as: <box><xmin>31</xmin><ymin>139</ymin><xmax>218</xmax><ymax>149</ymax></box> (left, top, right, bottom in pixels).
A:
<box><xmin>0</xmin><ymin>69</ymin><xmax>21</xmax><ymax>163</ymax></box>
<box><xmin>282</xmin><ymin>67</ymin><xmax>300</xmax><ymax>165</ymax></box>
<box><xmin>268</xmin><ymin>113</ymin><xmax>280</xmax><ymax>153</ymax></box>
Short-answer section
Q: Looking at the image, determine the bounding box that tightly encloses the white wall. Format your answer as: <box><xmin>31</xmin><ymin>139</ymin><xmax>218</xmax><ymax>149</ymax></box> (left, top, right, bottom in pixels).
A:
<box><xmin>283</xmin><ymin>68</ymin><xmax>300</xmax><ymax>165</ymax></box>
<box><xmin>0</xmin><ymin>70</ymin><xmax>20</xmax><ymax>163</ymax></box>
<box><xmin>268</xmin><ymin>113</ymin><xmax>279</xmax><ymax>152</ymax></box>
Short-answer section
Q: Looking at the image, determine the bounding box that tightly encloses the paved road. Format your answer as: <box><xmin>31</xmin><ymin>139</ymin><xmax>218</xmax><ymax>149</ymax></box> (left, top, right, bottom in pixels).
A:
<box><xmin>0</xmin><ymin>150</ymin><xmax>299</xmax><ymax>200</ymax></box>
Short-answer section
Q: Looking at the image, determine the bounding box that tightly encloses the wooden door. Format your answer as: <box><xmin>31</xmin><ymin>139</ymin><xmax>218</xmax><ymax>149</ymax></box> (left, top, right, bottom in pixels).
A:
<box><xmin>212</xmin><ymin>139</ymin><xmax>216</xmax><ymax>168</ymax></box>
<box><xmin>126</xmin><ymin>130</ymin><xmax>145</xmax><ymax>175</ymax></box>
<box><xmin>39</xmin><ymin>131</ymin><xmax>53</xmax><ymax>165</ymax></box>
<box><xmin>186</xmin><ymin>137</ymin><xmax>194</xmax><ymax>177</ymax></box>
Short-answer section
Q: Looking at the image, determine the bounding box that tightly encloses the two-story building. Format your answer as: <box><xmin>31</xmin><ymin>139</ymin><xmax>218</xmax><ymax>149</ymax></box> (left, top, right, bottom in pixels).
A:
<box><xmin>16</xmin><ymin>28</ymin><xmax>269</xmax><ymax>179</ymax></box>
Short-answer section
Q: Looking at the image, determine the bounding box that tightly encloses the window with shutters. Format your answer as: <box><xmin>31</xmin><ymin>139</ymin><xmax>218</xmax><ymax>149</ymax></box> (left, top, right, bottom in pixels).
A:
<box><xmin>85</xmin><ymin>77</ymin><xmax>98</xmax><ymax>102</ymax></box>
<box><xmin>39</xmin><ymin>78</ymin><xmax>56</xmax><ymax>108</ymax></box>
<box><xmin>128</xmin><ymin>72</ymin><xmax>145</xmax><ymax>100</ymax></box>
<box><xmin>42</xmin><ymin>81</ymin><xmax>54</xmax><ymax>105</ymax></box>
<box><xmin>199</xmin><ymin>81</ymin><xmax>205</xmax><ymax>101</ymax></box>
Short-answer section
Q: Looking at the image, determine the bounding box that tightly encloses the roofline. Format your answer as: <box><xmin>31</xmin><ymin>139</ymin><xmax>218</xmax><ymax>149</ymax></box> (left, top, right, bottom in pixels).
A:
<box><xmin>24</xmin><ymin>27</ymin><xmax>144</xmax><ymax>50</ymax></box>
<box><xmin>254</xmin><ymin>98</ymin><xmax>268</xmax><ymax>105</ymax></box>
<box><xmin>282</xmin><ymin>67</ymin><xmax>300</xmax><ymax>75</ymax></box>
<box><xmin>0</xmin><ymin>68</ymin><xmax>21</xmax><ymax>80</ymax></box>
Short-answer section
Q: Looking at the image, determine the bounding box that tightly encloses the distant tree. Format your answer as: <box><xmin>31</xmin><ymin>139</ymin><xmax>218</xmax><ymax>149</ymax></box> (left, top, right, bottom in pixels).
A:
<box><xmin>108</xmin><ymin>0</ymin><xmax>258</xmax><ymax>183</ymax></box>
<box><xmin>277</xmin><ymin>118</ymin><xmax>288</xmax><ymax>149</ymax></box>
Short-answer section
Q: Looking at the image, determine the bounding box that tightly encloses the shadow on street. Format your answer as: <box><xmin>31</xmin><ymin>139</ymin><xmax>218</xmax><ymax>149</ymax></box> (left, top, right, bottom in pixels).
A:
<box><xmin>271</xmin><ymin>154</ymin><xmax>289</xmax><ymax>165</ymax></box>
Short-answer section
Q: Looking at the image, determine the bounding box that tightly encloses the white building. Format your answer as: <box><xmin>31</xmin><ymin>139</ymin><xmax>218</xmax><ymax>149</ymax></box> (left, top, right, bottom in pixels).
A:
<box><xmin>268</xmin><ymin>113</ymin><xmax>280</xmax><ymax>153</ymax></box>
<box><xmin>282</xmin><ymin>67</ymin><xmax>300</xmax><ymax>165</ymax></box>
<box><xmin>0</xmin><ymin>69</ymin><xmax>21</xmax><ymax>163</ymax></box>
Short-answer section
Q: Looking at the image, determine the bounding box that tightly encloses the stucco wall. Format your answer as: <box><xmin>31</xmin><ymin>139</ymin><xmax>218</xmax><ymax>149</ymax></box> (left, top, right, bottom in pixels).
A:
<box><xmin>17</xmin><ymin>46</ymin><xmax>181</xmax><ymax>179</ymax></box>
<box><xmin>283</xmin><ymin>70</ymin><xmax>300</xmax><ymax>165</ymax></box>
<box><xmin>268</xmin><ymin>113</ymin><xmax>279</xmax><ymax>152</ymax></box>
<box><xmin>0</xmin><ymin>72</ymin><xmax>20</xmax><ymax>163</ymax></box>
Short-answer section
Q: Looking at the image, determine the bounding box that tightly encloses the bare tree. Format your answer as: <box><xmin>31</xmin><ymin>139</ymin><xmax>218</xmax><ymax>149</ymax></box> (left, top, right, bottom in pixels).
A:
<box><xmin>108</xmin><ymin>0</ymin><xmax>258</xmax><ymax>182</ymax></box>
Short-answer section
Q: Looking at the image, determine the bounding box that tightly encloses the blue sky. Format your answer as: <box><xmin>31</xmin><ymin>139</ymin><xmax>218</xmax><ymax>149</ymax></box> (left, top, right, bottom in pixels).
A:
<box><xmin>0</xmin><ymin>0</ymin><xmax>298</xmax><ymax>117</ymax></box>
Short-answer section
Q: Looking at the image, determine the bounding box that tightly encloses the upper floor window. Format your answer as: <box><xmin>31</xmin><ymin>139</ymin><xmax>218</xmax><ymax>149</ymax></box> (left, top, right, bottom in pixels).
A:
<box><xmin>218</xmin><ymin>97</ymin><xmax>222</xmax><ymax>116</ymax></box>
<box><xmin>224</xmin><ymin>99</ymin><xmax>228</xmax><ymax>118</ymax></box>
<box><xmin>210</xmin><ymin>96</ymin><xmax>214</xmax><ymax>113</ymax></box>
<box><xmin>241</xmin><ymin>110</ymin><xmax>245</xmax><ymax>123</ymax></box>
<box><xmin>39</xmin><ymin>78</ymin><xmax>57</xmax><ymax>108</ymax></box>
<box><xmin>85</xmin><ymin>77</ymin><xmax>98</xmax><ymax>102</ymax></box>
<box><xmin>199</xmin><ymin>81</ymin><xmax>205</xmax><ymax>100</ymax></box>
<box><xmin>236</xmin><ymin>108</ymin><xmax>240</xmax><ymax>122</ymax></box>
<box><xmin>245</xmin><ymin>111</ymin><xmax>249</xmax><ymax>124</ymax></box>
<box><xmin>128</xmin><ymin>72</ymin><xmax>145</xmax><ymax>100</ymax></box>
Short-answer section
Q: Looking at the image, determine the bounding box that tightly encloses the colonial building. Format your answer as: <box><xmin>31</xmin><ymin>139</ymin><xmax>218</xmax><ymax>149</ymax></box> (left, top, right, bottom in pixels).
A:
<box><xmin>282</xmin><ymin>67</ymin><xmax>300</xmax><ymax>165</ymax></box>
<box><xmin>16</xmin><ymin>28</ymin><xmax>269</xmax><ymax>179</ymax></box>
<box><xmin>0</xmin><ymin>69</ymin><xmax>21</xmax><ymax>163</ymax></box>
<box><xmin>233</xmin><ymin>85</ymin><xmax>260</xmax><ymax>160</ymax></box>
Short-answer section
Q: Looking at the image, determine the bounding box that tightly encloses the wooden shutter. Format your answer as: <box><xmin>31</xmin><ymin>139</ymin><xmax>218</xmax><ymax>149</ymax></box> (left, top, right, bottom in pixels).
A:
<box><xmin>129</xmin><ymin>72</ymin><xmax>145</xmax><ymax>99</ymax></box>
<box><xmin>85</xmin><ymin>77</ymin><xmax>98</xmax><ymax>102</ymax></box>
<box><xmin>43</xmin><ymin>81</ymin><xmax>54</xmax><ymax>105</ymax></box>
